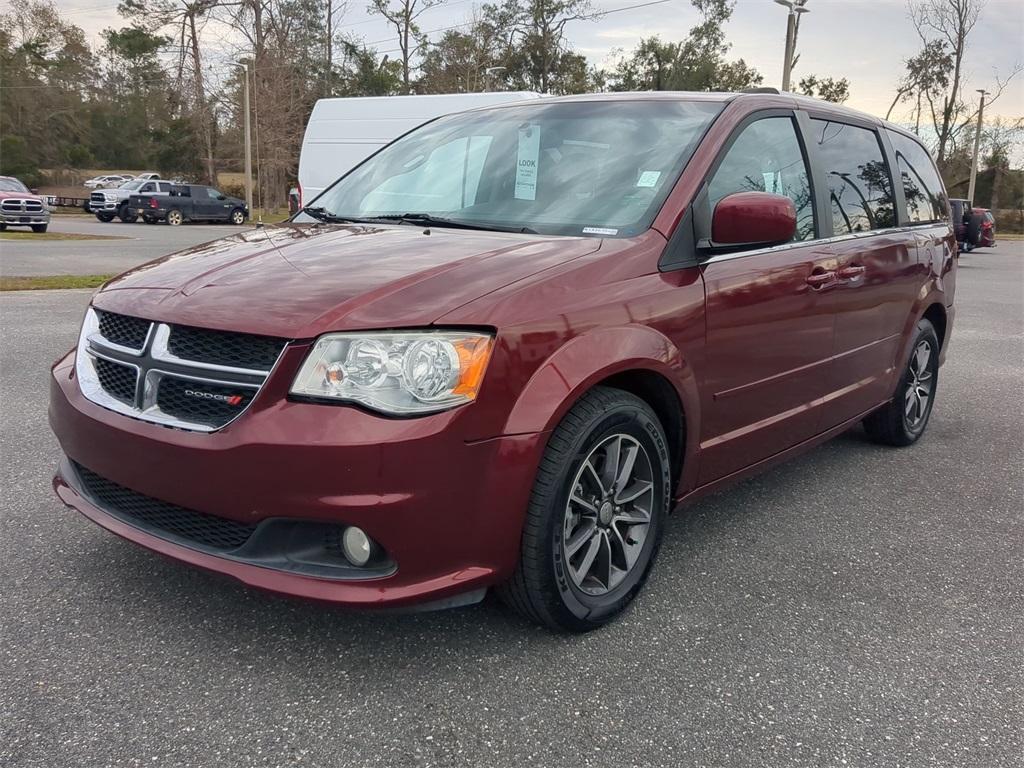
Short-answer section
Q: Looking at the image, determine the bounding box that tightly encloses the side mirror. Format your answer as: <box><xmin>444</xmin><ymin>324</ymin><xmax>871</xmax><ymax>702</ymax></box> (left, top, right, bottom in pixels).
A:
<box><xmin>217</xmin><ymin>194</ymin><xmax>227</xmax><ymax>200</ymax></box>
<box><xmin>708</xmin><ymin>192</ymin><xmax>796</xmax><ymax>251</ymax></box>
<box><xmin>30</xmin><ymin>188</ymin><xmax>39</xmax><ymax>194</ymax></box>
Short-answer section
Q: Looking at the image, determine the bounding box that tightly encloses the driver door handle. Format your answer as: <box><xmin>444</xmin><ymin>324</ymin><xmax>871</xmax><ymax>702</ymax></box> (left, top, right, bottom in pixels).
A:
<box><xmin>837</xmin><ymin>264</ymin><xmax>866</xmax><ymax>281</ymax></box>
<box><xmin>806</xmin><ymin>270</ymin><xmax>835</xmax><ymax>288</ymax></box>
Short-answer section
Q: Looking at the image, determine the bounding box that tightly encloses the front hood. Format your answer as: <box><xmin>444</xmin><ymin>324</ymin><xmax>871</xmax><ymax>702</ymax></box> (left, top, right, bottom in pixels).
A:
<box><xmin>0</xmin><ymin>191</ymin><xmax>42</xmax><ymax>202</ymax></box>
<box><xmin>93</xmin><ymin>223</ymin><xmax>601</xmax><ymax>338</ymax></box>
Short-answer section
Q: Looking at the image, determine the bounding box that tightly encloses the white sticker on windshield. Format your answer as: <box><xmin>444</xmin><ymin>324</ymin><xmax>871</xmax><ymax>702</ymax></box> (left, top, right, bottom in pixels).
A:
<box><xmin>762</xmin><ymin>172</ymin><xmax>782</xmax><ymax>194</ymax></box>
<box><xmin>636</xmin><ymin>170</ymin><xmax>661</xmax><ymax>188</ymax></box>
<box><xmin>515</xmin><ymin>124</ymin><xmax>541</xmax><ymax>201</ymax></box>
<box><xmin>582</xmin><ymin>226</ymin><xmax>618</xmax><ymax>236</ymax></box>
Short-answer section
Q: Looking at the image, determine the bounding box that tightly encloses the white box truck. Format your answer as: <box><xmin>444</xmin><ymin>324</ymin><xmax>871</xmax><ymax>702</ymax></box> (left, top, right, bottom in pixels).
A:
<box><xmin>297</xmin><ymin>92</ymin><xmax>542</xmax><ymax>208</ymax></box>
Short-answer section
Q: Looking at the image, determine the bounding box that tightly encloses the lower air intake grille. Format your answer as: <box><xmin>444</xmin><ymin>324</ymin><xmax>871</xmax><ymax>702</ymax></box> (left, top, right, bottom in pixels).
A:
<box><xmin>73</xmin><ymin>462</ymin><xmax>257</xmax><ymax>551</ymax></box>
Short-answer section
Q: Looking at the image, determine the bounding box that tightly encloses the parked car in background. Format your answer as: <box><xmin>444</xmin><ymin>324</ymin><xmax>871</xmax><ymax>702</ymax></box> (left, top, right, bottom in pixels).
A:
<box><xmin>130</xmin><ymin>183</ymin><xmax>248</xmax><ymax>225</ymax></box>
<box><xmin>91</xmin><ymin>179</ymin><xmax>174</xmax><ymax>223</ymax></box>
<box><xmin>298</xmin><ymin>91</ymin><xmax>542</xmax><ymax>207</ymax></box>
<box><xmin>949</xmin><ymin>198</ymin><xmax>985</xmax><ymax>252</ymax></box>
<box><xmin>973</xmin><ymin>207</ymin><xmax>996</xmax><ymax>247</ymax></box>
<box><xmin>136</xmin><ymin>172</ymin><xmax>161</xmax><ymax>182</ymax></box>
<box><xmin>84</xmin><ymin>174</ymin><xmax>132</xmax><ymax>189</ymax></box>
<box><xmin>0</xmin><ymin>175</ymin><xmax>50</xmax><ymax>233</ymax></box>
<box><xmin>51</xmin><ymin>92</ymin><xmax>957</xmax><ymax>632</ymax></box>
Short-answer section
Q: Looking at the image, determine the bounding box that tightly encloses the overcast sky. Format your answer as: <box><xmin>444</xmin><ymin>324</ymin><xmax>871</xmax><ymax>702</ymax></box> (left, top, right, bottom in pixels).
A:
<box><xmin>58</xmin><ymin>0</ymin><xmax>1024</xmax><ymax>125</ymax></box>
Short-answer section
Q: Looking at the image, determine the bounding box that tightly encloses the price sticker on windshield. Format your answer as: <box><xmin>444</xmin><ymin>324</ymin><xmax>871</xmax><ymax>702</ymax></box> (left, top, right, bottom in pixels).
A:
<box><xmin>515</xmin><ymin>124</ymin><xmax>541</xmax><ymax>201</ymax></box>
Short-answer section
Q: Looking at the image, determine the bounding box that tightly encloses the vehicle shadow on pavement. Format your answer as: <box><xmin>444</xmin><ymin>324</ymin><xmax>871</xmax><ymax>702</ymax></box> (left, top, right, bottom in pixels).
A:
<box><xmin>62</xmin><ymin>423</ymin><xmax>892</xmax><ymax>670</ymax></box>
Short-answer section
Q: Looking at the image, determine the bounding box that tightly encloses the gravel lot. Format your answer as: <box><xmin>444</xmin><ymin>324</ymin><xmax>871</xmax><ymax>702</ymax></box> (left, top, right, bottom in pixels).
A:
<box><xmin>1</xmin><ymin>245</ymin><xmax>1021</xmax><ymax>768</ymax></box>
<box><xmin>0</xmin><ymin>215</ymin><xmax>243</xmax><ymax>277</ymax></box>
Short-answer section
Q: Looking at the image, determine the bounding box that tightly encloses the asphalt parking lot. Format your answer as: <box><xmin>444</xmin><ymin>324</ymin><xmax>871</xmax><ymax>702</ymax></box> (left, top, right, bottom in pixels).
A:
<box><xmin>1</xmin><ymin>245</ymin><xmax>1021</xmax><ymax>767</ymax></box>
<box><xmin>0</xmin><ymin>214</ymin><xmax>241</xmax><ymax>276</ymax></box>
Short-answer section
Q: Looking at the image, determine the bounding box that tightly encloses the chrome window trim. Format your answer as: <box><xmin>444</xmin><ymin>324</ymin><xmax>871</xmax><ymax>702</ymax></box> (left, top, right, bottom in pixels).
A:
<box><xmin>75</xmin><ymin>307</ymin><xmax>285</xmax><ymax>433</ymax></box>
<box><xmin>701</xmin><ymin>225</ymin><xmax>948</xmax><ymax>266</ymax></box>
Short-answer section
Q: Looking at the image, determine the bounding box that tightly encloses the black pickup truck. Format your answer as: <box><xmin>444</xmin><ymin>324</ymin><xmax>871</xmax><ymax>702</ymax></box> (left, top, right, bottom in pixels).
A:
<box><xmin>130</xmin><ymin>184</ymin><xmax>248</xmax><ymax>226</ymax></box>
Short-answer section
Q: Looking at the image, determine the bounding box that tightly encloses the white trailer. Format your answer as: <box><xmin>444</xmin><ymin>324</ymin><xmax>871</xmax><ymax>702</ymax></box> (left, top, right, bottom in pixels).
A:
<box><xmin>297</xmin><ymin>92</ymin><xmax>542</xmax><ymax>207</ymax></box>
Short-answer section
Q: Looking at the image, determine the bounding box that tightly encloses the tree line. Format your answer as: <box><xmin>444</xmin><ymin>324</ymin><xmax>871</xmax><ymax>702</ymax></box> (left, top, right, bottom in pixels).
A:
<box><xmin>0</xmin><ymin>0</ymin><xmax>1018</xmax><ymax>209</ymax></box>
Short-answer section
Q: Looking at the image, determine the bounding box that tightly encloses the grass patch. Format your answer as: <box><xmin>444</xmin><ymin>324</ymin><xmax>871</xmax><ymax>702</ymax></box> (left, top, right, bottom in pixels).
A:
<box><xmin>0</xmin><ymin>230</ymin><xmax>128</xmax><ymax>241</ymax></box>
<box><xmin>996</xmin><ymin>232</ymin><xmax>1024</xmax><ymax>241</ymax></box>
<box><xmin>0</xmin><ymin>274</ymin><xmax>114</xmax><ymax>291</ymax></box>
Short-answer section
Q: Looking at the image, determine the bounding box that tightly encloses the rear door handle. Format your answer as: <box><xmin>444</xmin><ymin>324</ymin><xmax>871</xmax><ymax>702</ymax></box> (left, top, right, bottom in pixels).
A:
<box><xmin>806</xmin><ymin>270</ymin><xmax>835</xmax><ymax>288</ymax></box>
<box><xmin>837</xmin><ymin>264</ymin><xmax>866</xmax><ymax>281</ymax></box>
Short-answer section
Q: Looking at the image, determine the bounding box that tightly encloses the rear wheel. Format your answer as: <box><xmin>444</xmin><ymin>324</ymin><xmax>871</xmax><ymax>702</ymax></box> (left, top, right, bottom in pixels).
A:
<box><xmin>498</xmin><ymin>386</ymin><xmax>671</xmax><ymax>632</ymax></box>
<box><xmin>165</xmin><ymin>208</ymin><xmax>183</xmax><ymax>226</ymax></box>
<box><xmin>118</xmin><ymin>204</ymin><xmax>138</xmax><ymax>223</ymax></box>
<box><xmin>863</xmin><ymin>318</ymin><xmax>940</xmax><ymax>446</ymax></box>
<box><xmin>95</xmin><ymin>213</ymin><xmax>114</xmax><ymax>223</ymax></box>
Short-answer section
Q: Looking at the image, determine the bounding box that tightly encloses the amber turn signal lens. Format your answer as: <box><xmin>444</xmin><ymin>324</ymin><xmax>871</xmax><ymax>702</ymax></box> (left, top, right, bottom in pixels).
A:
<box><xmin>452</xmin><ymin>337</ymin><xmax>494</xmax><ymax>398</ymax></box>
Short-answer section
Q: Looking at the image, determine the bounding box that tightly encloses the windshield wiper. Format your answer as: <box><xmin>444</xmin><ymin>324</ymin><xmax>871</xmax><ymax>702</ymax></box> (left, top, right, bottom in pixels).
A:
<box><xmin>300</xmin><ymin>206</ymin><xmax>369</xmax><ymax>224</ymax></box>
<box><xmin>367</xmin><ymin>213</ymin><xmax>537</xmax><ymax>235</ymax></box>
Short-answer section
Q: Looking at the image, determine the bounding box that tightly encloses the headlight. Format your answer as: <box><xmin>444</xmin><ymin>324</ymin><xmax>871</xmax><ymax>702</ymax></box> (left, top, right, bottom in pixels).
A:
<box><xmin>289</xmin><ymin>331</ymin><xmax>494</xmax><ymax>415</ymax></box>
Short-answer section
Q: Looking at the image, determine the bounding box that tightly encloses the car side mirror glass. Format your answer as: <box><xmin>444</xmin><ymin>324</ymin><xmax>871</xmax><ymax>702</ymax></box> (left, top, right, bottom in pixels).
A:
<box><xmin>30</xmin><ymin>188</ymin><xmax>38</xmax><ymax>194</ymax></box>
<box><xmin>707</xmin><ymin>192</ymin><xmax>796</xmax><ymax>251</ymax></box>
<box><xmin>218</xmin><ymin>194</ymin><xmax>226</xmax><ymax>200</ymax></box>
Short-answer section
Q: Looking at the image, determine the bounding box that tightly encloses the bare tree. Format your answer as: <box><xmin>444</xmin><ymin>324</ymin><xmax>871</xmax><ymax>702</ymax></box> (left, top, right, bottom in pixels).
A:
<box><xmin>367</xmin><ymin>0</ymin><xmax>444</xmax><ymax>92</ymax></box>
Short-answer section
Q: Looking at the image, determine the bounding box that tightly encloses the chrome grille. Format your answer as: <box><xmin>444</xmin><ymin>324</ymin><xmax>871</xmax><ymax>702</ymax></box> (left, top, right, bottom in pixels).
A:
<box><xmin>76</xmin><ymin>307</ymin><xmax>288</xmax><ymax>432</ymax></box>
<box><xmin>1</xmin><ymin>198</ymin><xmax>44</xmax><ymax>212</ymax></box>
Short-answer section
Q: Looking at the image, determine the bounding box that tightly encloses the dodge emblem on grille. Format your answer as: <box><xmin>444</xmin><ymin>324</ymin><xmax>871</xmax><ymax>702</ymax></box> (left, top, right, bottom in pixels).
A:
<box><xmin>184</xmin><ymin>389</ymin><xmax>244</xmax><ymax>406</ymax></box>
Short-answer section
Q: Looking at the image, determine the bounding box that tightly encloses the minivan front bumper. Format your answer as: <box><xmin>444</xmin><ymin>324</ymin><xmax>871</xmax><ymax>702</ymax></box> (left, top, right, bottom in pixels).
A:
<box><xmin>49</xmin><ymin>350</ymin><xmax>543</xmax><ymax>609</ymax></box>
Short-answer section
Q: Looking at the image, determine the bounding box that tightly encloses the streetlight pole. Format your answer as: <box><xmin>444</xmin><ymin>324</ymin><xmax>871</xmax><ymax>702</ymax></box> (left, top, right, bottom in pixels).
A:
<box><xmin>230</xmin><ymin>62</ymin><xmax>253</xmax><ymax>217</ymax></box>
<box><xmin>775</xmin><ymin>0</ymin><xmax>809</xmax><ymax>92</ymax></box>
<box><xmin>484</xmin><ymin>66</ymin><xmax>506</xmax><ymax>92</ymax></box>
<box><xmin>967</xmin><ymin>88</ymin><xmax>989</xmax><ymax>205</ymax></box>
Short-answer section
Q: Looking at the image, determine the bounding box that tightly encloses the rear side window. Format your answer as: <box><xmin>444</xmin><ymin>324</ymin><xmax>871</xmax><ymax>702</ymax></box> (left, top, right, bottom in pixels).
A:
<box><xmin>887</xmin><ymin>131</ymin><xmax>947</xmax><ymax>223</ymax></box>
<box><xmin>708</xmin><ymin>116</ymin><xmax>815</xmax><ymax>241</ymax></box>
<box><xmin>810</xmin><ymin>120</ymin><xmax>895</xmax><ymax>233</ymax></box>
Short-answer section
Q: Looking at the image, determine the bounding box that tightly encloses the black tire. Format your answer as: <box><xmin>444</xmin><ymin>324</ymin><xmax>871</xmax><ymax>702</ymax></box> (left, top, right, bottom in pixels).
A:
<box><xmin>165</xmin><ymin>208</ymin><xmax>183</xmax><ymax>226</ymax></box>
<box><xmin>498</xmin><ymin>386</ymin><xmax>671</xmax><ymax>632</ymax></box>
<box><xmin>142</xmin><ymin>216</ymin><xmax>158</xmax><ymax>224</ymax></box>
<box><xmin>229</xmin><ymin>207</ymin><xmax>246</xmax><ymax>225</ymax></box>
<box><xmin>118</xmin><ymin>204</ymin><xmax>138</xmax><ymax>223</ymax></box>
<box><xmin>31</xmin><ymin>224</ymin><xmax>48</xmax><ymax>233</ymax></box>
<box><xmin>95</xmin><ymin>213</ymin><xmax>114</xmax><ymax>223</ymax></box>
<box><xmin>863</xmin><ymin>318</ymin><xmax>940</xmax><ymax>446</ymax></box>
<box><xmin>0</xmin><ymin>224</ymin><xmax>6</xmax><ymax>231</ymax></box>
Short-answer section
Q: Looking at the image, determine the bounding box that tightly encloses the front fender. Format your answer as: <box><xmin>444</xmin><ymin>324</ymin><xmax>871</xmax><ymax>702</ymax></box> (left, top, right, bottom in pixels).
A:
<box><xmin>503</xmin><ymin>324</ymin><xmax>701</xmax><ymax>490</ymax></box>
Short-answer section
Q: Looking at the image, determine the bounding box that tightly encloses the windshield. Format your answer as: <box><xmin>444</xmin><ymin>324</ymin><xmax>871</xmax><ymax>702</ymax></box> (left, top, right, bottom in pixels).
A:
<box><xmin>0</xmin><ymin>178</ymin><xmax>29</xmax><ymax>193</ymax></box>
<box><xmin>308</xmin><ymin>100</ymin><xmax>723</xmax><ymax>237</ymax></box>
<box><xmin>120</xmin><ymin>180</ymin><xmax>146</xmax><ymax>191</ymax></box>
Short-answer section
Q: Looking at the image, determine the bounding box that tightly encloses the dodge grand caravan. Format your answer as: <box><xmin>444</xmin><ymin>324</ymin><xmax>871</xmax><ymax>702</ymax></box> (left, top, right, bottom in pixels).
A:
<box><xmin>49</xmin><ymin>92</ymin><xmax>956</xmax><ymax>632</ymax></box>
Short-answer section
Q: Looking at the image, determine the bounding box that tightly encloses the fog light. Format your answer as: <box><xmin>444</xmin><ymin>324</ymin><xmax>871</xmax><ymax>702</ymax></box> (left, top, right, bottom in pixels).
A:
<box><xmin>342</xmin><ymin>526</ymin><xmax>373</xmax><ymax>567</ymax></box>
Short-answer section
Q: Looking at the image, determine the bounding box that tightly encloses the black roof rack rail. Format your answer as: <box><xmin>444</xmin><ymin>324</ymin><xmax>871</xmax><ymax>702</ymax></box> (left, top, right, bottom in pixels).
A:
<box><xmin>740</xmin><ymin>87</ymin><xmax>781</xmax><ymax>94</ymax></box>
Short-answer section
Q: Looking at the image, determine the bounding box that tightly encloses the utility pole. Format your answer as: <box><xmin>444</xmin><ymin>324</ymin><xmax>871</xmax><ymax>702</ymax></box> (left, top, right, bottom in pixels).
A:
<box><xmin>967</xmin><ymin>88</ymin><xmax>989</xmax><ymax>205</ymax></box>
<box><xmin>775</xmin><ymin>0</ymin><xmax>809</xmax><ymax>92</ymax></box>
<box><xmin>231</xmin><ymin>62</ymin><xmax>254</xmax><ymax>217</ymax></box>
<box><xmin>326</xmin><ymin>0</ymin><xmax>333</xmax><ymax>95</ymax></box>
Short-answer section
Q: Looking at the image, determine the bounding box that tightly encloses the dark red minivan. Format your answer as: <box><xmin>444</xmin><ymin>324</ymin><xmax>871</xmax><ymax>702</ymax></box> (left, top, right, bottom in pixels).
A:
<box><xmin>49</xmin><ymin>92</ymin><xmax>956</xmax><ymax>631</ymax></box>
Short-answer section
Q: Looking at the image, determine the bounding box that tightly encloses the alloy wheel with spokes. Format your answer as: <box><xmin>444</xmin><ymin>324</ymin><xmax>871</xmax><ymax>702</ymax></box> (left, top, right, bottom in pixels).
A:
<box><xmin>904</xmin><ymin>339</ymin><xmax>934</xmax><ymax>429</ymax></box>
<box><xmin>563</xmin><ymin>434</ymin><xmax>654</xmax><ymax>595</ymax></box>
<box><xmin>231</xmin><ymin>209</ymin><xmax>246</xmax><ymax>225</ymax></box>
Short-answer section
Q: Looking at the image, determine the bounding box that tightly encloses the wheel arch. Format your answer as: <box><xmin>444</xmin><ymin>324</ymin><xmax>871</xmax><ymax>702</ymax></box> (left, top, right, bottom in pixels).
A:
<box><xmin>502</xmin><ymin>325</ymin><xmax>700</xmax><ymax>496</ymax></box>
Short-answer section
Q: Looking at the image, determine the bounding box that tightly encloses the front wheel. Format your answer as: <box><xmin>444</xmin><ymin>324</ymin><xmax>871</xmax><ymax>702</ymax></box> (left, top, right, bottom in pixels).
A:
<box><xmin>165</xmin><ymin>208</ymin><xmax>183</xmax><ymax>226</ymax></box>
<box><xmin>31</xmin><ymin>224</ymin><xmax>48</xmax><ymax>233</ymax></box>
<box><xmin>863</xmin><ymin>318</ymin><xmax>940</xmax><ymax>446</ymax></box>
<box><xmin>498</xmin><ymin>386</ymin><xmax>670</xmax><ymax>632</ymax></box>
<box><xmin>95</xmin><ymin>213</ymin><xmax>114</xmax><ymax>223</ymax></box>
<box><xmin>229</xmin><ymin>208</ymin><xmax>246</xmax><ymax>225</ymax></box>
